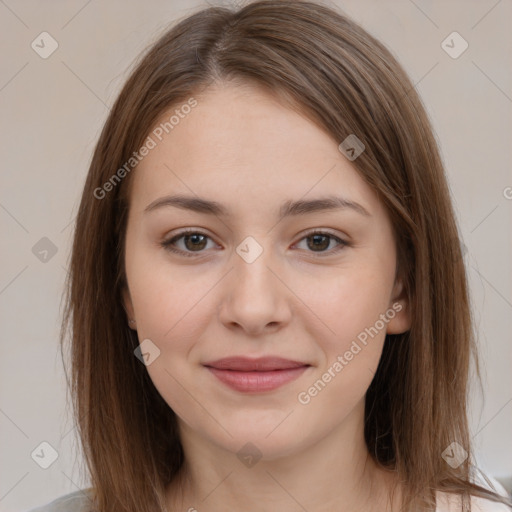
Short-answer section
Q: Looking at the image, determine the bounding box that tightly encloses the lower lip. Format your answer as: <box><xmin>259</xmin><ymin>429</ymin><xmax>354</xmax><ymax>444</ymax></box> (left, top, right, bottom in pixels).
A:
<box><xmin>206</xmin><ymin>366</ymin><xmax>309</xmax><ymax>393</ymax></box>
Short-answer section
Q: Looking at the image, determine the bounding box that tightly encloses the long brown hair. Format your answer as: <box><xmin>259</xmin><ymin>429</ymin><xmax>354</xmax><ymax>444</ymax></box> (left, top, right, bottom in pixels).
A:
<box><xmin>61</xmin><ymin>1</ymin><xmax>511</xmax><ymax>510</ymax></box>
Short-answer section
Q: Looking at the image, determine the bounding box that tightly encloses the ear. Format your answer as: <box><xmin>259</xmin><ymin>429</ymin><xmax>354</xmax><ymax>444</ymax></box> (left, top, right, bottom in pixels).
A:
<box><xmin>122</xmin><ymin>286</ymin><xmax>136</xmax><ymax>330</ymax></box>
<box><xmin>386</xmin><ymin>278</ymin><xmax>411</xmax><ymax>335</ymax></box>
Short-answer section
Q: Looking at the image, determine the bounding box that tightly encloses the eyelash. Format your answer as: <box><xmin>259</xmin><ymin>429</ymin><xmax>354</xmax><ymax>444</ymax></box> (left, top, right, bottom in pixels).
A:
<box><xmin>160</xmin><ymin>228</ymin><xmax>349</xmax><ymax>258</ymax></box>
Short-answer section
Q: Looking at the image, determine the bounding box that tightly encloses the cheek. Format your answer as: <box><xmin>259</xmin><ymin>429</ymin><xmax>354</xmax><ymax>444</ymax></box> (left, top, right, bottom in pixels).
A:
<box><xmin>127</xmin><ymin>245</ymin><xmax>215</xmax><ymax>341</ymax></box>
<box><xmin>127</xmin><ymin>258</ymin><xmax>216</xmax><ymax>424</ymax></box>
<box><xmin>303</xmin><ymin>261</ymin><xmax>394</xmax><ymax>357</ymax></box>
<box><xmin>296</xmin><ymin>269</ymin><xmax>391</xmax><ymax>415</ymax></box>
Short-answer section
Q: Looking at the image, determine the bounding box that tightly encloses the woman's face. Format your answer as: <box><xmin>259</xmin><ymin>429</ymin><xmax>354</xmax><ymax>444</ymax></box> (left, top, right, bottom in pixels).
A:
<box><xmin>123</xmin><ymin>81</ymin><xmax>410</xmax><ymax>458</ymax></box>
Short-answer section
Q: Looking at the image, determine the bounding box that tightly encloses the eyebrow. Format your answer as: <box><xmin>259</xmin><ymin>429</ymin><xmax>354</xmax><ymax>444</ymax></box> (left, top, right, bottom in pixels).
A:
<box><xmin>143</xmin><ymin>194</ymin><xmax>371</xmax><ymax>218</ymax></box>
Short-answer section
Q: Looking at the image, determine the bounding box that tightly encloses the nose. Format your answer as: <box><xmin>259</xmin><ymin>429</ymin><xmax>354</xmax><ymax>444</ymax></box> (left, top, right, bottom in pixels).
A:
<box><xmin>217</xmin><ymin>244</ymin><xmax>292</xmax><ymax>337</ymax></box>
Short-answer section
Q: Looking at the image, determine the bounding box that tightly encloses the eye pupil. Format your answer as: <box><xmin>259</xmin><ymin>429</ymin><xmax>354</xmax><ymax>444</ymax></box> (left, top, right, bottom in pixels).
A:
<box><xmin>184</xmin><ymin>234</ymin><xmax>207</xmax><ymax>251</ymax></box>
<box><xmin>308</xmin><ymin>234</ymin><xmax>330</xmax><ymax>251</ymax></box>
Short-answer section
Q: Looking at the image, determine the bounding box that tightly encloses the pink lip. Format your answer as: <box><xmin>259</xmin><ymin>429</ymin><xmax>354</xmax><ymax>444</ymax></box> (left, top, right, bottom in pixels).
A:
<box><xmin>203</xmin><ymin>357</ymin><xmax>310</xmax><ymax>393</ymax></box>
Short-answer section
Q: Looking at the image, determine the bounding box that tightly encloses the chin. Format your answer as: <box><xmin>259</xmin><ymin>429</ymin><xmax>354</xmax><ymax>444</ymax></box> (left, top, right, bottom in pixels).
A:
<box><xmin>193</xmin><ymin>413</ymin><xmax>317</xmax><ymax>461</ymax></box>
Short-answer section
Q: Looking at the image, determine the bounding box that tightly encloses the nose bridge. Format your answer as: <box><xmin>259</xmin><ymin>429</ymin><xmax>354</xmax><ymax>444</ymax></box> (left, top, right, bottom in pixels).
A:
<box><xmin>218</xmin><ymin>235</ymin><xmax>290</xmax><ymax>332</ymax></box>
<box><xmin>232</xmin><ymin>234</ymin><xmax>280</xmax><ymax>298</ymax></box>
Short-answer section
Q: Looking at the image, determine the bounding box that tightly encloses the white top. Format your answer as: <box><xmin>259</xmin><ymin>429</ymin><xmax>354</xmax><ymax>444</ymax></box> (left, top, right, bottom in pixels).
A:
<box><xmin>27</xmin><ymin>472</ymin><xmax>511</xmax><ymax>511</ymax></box>
<box><xmin>27</xmin><ymin>490</ymin><xmax>91</xmax><ymax>512</ymax></box>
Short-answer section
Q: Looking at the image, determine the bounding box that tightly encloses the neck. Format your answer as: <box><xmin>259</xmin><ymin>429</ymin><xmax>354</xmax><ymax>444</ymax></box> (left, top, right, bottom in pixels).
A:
<box><xmin>165</xmin><ymin>400</ymin><xmax>402</xmax><ymax>512</ymax></box>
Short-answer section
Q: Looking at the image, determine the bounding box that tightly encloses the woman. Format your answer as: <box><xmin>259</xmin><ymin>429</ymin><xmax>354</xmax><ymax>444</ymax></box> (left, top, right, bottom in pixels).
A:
<box><xmin>29</xmin><ymin>1</ymin><xmax>512</xmax><ymax>511</ymax></box>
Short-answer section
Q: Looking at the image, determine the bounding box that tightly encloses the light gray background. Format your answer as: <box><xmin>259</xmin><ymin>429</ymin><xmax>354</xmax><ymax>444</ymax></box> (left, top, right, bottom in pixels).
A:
<box><xmin>1</xmin><ymin>1</ymin><xmax>511</xmax><ymax>511</ymax></box>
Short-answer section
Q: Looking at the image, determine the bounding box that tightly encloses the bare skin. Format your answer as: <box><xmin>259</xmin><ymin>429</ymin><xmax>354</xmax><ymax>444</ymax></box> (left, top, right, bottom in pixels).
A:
<box><xmin>122</xmin><ymin>81</ymin><xmax>410</xmax><ymax>512</ymax></box>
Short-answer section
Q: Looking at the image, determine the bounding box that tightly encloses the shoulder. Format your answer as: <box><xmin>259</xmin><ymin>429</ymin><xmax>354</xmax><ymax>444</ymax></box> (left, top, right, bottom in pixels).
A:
<box><xmin>436</xmin><ymin>471</ymin><xmax>511</xmax><ymax>512</ymax></box>
<box><xmin>26</xmin><ymin>489</ymin><xmax>94</xmax><ymax>512</ymax></box>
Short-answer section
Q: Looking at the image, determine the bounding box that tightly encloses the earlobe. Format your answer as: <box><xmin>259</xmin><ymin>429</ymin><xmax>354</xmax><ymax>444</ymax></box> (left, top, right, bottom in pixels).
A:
<box><xmin>386</xmin><ymin>279</ymin><xmax>412</xmax><ymax>335</ymax></box>
<box><xmin>386</xmin><ymin>302</ymin><xmax>411</xmax><ymax>334</ymax></box>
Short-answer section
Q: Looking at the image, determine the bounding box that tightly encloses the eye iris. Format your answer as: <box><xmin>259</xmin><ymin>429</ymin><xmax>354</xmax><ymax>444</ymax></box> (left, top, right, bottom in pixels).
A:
<box><xmin>307</xmin><ymin>234</ymin><xmax>330</xmax><ymax>251</ymax></box>
<box><xmin>184</xmin><ymin>234</ymin><xmax>207</xmax><ymax>251</ymax></box>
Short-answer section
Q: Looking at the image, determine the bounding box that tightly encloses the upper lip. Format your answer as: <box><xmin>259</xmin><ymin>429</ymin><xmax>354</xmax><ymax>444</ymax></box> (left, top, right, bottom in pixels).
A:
<box><xmin>203</xmin><ymin>357</ymin><xmax>310</xmax><ymax>372</ymax></box>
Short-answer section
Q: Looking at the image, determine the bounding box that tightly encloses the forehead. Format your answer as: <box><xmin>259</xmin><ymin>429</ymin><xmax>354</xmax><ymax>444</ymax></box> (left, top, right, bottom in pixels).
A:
<box><xmin>128</xmin><ymin>82</ymin><xmax>380</xmax><ymax>217</ymax></box>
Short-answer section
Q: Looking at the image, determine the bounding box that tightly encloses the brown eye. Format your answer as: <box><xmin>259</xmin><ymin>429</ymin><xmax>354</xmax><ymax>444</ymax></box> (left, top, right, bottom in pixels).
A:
<box><xmin>182</xmin><ymin>233</ymin><xmax>208</xmax><ymax>251</ymax></box>
<box><xmin>295</xmin><ymin>231</ymin><xmax>348</xmax><ymax>256</ymax></box>
<box><xmin>307</xmin><ymin>234</ymin><xmax>330</xmax><ymax>251</ymax></box>
<box><xmin>161</xmin><ymin>230</ymin><xmax>215</xmax><ymax>257</ymax></box>
<box><xmin>161</xmin><ymin>229</ymin><xmax>348</xmax><ymax>258</ymax></box>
